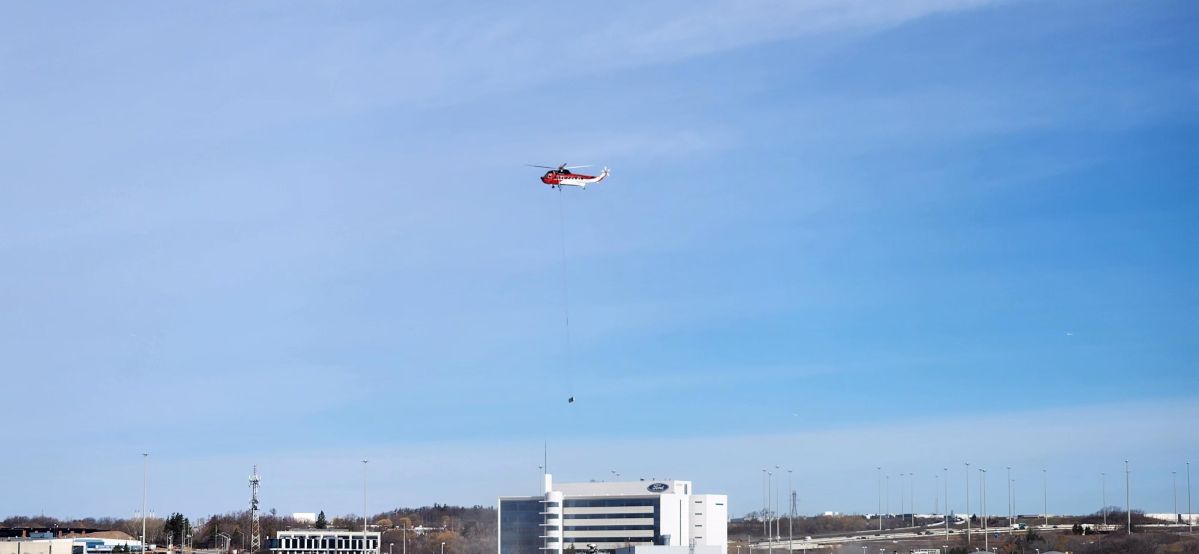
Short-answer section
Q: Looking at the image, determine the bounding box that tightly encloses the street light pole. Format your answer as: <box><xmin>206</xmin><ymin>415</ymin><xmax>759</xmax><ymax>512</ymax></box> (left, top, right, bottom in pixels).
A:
<box><xmin>1125</xmin><ymin>460</ymin><xmax>1131</xmax><ymax>535</ymax></box>
<box><xmin>1188</xmin><ymin>462</ymin><xmax>1193</xmax><ymax>534</ymax></box>
<box><xmin>1042</xmin><ymin>469</ymin><xmax>1048</xmax><ymax>528</ymax></box>
<box><xmin>910</xmin><ymin>472</ymin><xmax>915</xmax><ymax>527</ymax></box>
<box><xmin>1102</xmin><ymin>473</ymin><xmax>1107</xmax><ymax>527</ymax></box>
<box><xmin>943</xmin><ymin>467</ymin><xmax>949</xmax><ymax>540</ymax></box>
<box><xmin>899</xmin><ymin>473</ymin><xmax>905</xmax><ymax>528</ymax></box>
<box><xmin>885</xmin><ymin>474</ymin><xmax>890</xmax><ymax>526</ymax></box>
<box><xmin>1175</xmin><ymin>472</ymin><xmax>1180</xmax><ymax>527</ymax></box>
<box><xmin>965</xmin><ymin>462</ymin><xmax>971</xmax><ymax>545</ymax></box>
<box><xmin>877</xmin><ymin>467</ymin><xmax>883</xmax><ymax>532</ymax></box>
<box><xmin>762</xmin><ymin>469</ymin><xmax>768</xmax><ymax>539</ymax></box>
<box><xmin>767</xmin><ymin>471</ymin><xmax>773</xmax><ymax>554</ymax></box>
<box><xmin>1006</xmin><ymin>467</ymin><xmax>1012</xmax><ymax>528</ymax></box>
<box><xmin>787</xmin><ymin>469</ymin><xmax>793</xmax><ymax>553</ymax></box>
<box><xmin>980</xmin><ymin>468</ymin><xmax>988</xmax><ymax>552</ymax></box>
<box><xmin>774</xmin><ymin>465</ymin><xmax>781</xmax><ymax>541</ymax></box>
<box><xmin>142</xmin><ymin>453</ymin><xmax>148</xmax><ymax>554</ymax></box>
<box><xmin>363</xmin><ymin>460</ymin><xmax>369</xmax><ymax>554</ymax></box>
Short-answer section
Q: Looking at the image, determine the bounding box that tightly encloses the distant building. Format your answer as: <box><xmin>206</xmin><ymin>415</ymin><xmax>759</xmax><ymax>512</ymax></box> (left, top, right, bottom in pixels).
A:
<box><xmin>0</xmin><ymin>539</ymin><xmax>76</xmax><ymax>554</ymax></box>
<box><xmin>0</xmin><ymin>530</ymin><xmax>109</xmax><ymax>540</ymax></box>
<box><xmin>498</xmin><ymin>474</ymin><xmax>727</xmax><ymax>554</ymax></box>
<box><xmin>270</xmin><ymin>529</ymin><xmax>380</xmax><ymax>554</ymax></box>
<box><xmin>1145</xmin><ymin>513</ymin><xmax>1198</xmax><ymax>524</ymax></box>
<box><xmin>291</xmin><ymin>514</ymin><xmax>318</xmax><ymax>525</ymax></box>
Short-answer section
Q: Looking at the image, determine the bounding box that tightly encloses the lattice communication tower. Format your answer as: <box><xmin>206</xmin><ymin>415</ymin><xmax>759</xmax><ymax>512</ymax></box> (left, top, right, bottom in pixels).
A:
<box><xmin>249</xmin><ymin>465</ymin><xmax>262</xmax><ymax>552</ymax></box>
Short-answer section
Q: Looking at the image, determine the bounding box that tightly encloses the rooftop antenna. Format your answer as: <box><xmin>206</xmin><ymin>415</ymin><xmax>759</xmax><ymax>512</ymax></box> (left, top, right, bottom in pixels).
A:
<box><xmin>249</xmin><ymin>465</ymin><xmax>262</xmax><ymax>553</ymax></box>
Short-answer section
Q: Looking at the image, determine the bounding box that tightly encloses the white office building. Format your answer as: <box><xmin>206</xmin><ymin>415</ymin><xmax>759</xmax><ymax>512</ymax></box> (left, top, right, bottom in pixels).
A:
<box><xmin>498</xmin><ymin>474</ymin><xmax>727</xmax><ymax>554</ymax></box>
<box><xmin>271</xmin><ymin>529</ymin><xmax>380</xmax><ymax>554</ymax></box>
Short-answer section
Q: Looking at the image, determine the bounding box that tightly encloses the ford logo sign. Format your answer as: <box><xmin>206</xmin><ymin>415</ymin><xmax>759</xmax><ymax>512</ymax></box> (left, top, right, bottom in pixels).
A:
<box><xmin>647</xmin><ymin>483</ymin><xmax>669</xmax><ymax>493</ymax></box>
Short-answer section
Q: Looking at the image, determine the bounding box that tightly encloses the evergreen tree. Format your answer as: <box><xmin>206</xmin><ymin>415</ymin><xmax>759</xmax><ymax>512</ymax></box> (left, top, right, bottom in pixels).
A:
<box><xmin>315</xmin><ymin>511</ymin><xmax>328</xmax><ymax>529</ymax></box>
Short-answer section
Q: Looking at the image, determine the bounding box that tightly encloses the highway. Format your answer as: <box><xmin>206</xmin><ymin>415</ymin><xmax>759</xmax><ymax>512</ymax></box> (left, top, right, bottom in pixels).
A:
<box><xmin>747</xmin><ymin>522</ymin><xmax>1093</xmax><ymax>551</ymax></box>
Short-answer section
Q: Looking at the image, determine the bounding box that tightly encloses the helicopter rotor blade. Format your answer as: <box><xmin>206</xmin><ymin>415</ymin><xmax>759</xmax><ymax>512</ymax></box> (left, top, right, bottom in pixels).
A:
<box><xmin>526</xmin><ymin>164</ymin><xmax>559</xmax><ymax>169</ymax></box>
<box><xmin>563</xmin><ymin>165</ymin><xmax>592</xmax><ymax>170</ymax></box>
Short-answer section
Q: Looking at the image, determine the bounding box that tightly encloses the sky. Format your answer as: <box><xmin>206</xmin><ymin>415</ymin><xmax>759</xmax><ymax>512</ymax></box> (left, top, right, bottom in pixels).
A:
<box><xmin>1</xmin><ymin>0</ymin><xmax>1196</xmax><ymax>521</ymax></box>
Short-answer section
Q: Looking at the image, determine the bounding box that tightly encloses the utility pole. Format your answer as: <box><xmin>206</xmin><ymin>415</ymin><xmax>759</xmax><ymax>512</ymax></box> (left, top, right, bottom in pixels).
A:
<box><xmin>1125</xmin><ymin>460</ymin><xmax>1131</xmax><ymax>535</ymax></box>
<box><xmin>899</xmin><ymin>473</ymin><xmax>905</xmax><ymax>528</ymax></box>
<box><xmin>1188</xmin><ymin>462</ymin><xmax>1193</xmax><ymax>534</ymax></box>
<box><xmin>935</xmin><ymin>474</ymin><xmax>940</xmax><ymax>515</ymax></box>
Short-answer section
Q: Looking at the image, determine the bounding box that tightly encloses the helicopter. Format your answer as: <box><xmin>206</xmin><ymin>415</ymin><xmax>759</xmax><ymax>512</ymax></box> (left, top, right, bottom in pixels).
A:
<box><xmin>528</xmin><ymin>163</ymin><xmax>610</xmax><ymax>189</ymax></box>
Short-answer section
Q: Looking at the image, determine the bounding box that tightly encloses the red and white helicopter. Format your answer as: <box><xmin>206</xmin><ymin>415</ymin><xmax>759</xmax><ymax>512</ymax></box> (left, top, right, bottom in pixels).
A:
<box><xmin>528</xmin><ymin>163</ymin><xmax>610</xmax><ymax>189</ymax></box>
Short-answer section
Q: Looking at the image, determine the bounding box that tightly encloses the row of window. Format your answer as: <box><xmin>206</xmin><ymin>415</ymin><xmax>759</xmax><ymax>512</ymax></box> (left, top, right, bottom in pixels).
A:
<box><xmin>562</xmin><ymin>538</ymin><xmax>655</xmax><ymax>545</ymax></box>
<box><xmin>278</xmin><ymin>540</ymin><xmax>378</xmax><ymax>546</ymax></box>
<box><xmin>562</xmin><ymin>513</ymin><xmax>654</xmax><ymax>519</ymax></box>
<box><xmin>277</xmin><ymin>544</ymin><xmax>378</xmax><ymax>549</ymax></box>
<box><xmin>561</xmin><ymin>498</ymin><xmax>657</xmax><ymax>506</ymax></box>
<box><xmin>562</xmin><ymin>525</ymin><xmax>655</xmax><ymax>531</ymax></box>
<box><xmin>564</xmin><ymin>498</ymin><xmax>656</xmax><ymax>507</ymax></box>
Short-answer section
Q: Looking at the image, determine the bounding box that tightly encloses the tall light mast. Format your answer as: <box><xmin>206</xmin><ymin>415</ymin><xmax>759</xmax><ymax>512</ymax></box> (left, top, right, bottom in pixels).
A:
<box><xmin>250</xmin><ymin>466</ymin><xmax>262</xmax><ymax>553</ymax></box>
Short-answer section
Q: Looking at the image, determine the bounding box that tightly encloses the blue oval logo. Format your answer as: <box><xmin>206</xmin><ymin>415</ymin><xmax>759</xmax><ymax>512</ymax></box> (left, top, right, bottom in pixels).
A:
<box><xmin>647</xmin><ymin>483</ymin><xmax>669</xmax><ymax>493</ymax></box>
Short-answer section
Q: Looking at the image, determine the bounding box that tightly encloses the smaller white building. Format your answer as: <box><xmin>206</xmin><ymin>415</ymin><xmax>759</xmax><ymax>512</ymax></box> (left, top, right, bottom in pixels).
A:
<box><xmin>271</xmin><ymin>529</ymin><xmax>380</xmax><ymax>554</ymax></box>
<box><xmin>292</xmin><ymin>514</ymin><xmax>318</xmax><ymax>525</ymax></box>
<box><xmin>0</xmin><ymin>539</ymin><xmax>75</xmax><ymax>554</ymax></box>
<box><xmin>1145</xmin><ymin>513</ymin><xmax>1199</xmax><ymax>524</ymax></box>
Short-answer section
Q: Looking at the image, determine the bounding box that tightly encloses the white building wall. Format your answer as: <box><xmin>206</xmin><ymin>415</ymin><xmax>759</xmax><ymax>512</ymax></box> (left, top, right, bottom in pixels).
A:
<box><xmin>657</xmin><ymin>494</ymin><xmax>683</xmax><ymax>546</ymax></box>
<box><xmin>688</xmin><ymin>495</ymin><xmax>727</xmax><ymax>554</ymax></box>
<box><xmin>544</xmin><ymin>491</ymin><xmax>564</xmax><ymax>554</ymax></box>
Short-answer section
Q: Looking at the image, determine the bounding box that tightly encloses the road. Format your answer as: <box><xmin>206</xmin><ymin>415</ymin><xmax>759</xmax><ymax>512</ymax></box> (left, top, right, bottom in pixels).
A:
<box><xmin>747</xmin><ymin>522</ymin><xmax>1087</xmax><ymax>551</ymax></box>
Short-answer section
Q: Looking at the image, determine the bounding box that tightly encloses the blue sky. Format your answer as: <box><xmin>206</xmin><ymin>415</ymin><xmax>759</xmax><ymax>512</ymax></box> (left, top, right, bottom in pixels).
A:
<box><xmin>1</xmin><ymin>0</ymin><xmax>1196</xmax><ymax>520</ymax></box>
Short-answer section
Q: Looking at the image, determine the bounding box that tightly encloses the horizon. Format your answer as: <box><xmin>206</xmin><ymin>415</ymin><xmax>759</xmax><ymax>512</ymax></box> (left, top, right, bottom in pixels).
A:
<box><xmin>2</xmin><ymin>0</ymin><xmax>1196</xmax><ymax>523</ymax></box>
